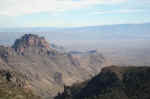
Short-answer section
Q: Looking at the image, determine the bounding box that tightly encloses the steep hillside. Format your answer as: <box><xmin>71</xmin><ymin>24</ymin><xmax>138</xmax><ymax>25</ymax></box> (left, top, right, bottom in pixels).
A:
<box><xmin>0</xmin><ymin>34</ymin><xmax>106</xmax><ymax>98</ymax></box>
<box><xmin>0</xmin><ymin>69</ymin><xmax>41</xmax><ymax>99</ymax></box>
<box><xmin>55</xmin><ymin>66</ymin><xmax>150</xmax><ymax>99</ymax></box>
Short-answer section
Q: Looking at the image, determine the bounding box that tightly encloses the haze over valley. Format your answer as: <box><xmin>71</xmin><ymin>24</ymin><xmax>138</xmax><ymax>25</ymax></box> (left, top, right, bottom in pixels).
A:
<box><xmin>0</xmin><ymin>0</ymin><xmax>150</xmax><ymax>99</ymax></box>
<box><xmin>1</xmin><ymin>23</ymin><xmax>150</xmax><ymax>66</ymax></box>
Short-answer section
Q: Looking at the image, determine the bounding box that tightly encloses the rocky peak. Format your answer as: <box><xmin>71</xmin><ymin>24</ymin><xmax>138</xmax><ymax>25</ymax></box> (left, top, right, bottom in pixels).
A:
<box><xmin>12</xmin><ymin>34</ymin><xmax>51</xmax><ymax>54</ymax></box>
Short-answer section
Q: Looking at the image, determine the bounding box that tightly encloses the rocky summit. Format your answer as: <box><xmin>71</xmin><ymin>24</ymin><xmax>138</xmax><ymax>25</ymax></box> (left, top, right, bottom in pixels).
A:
<box><xmin>12</xmin><ymin>34</ymin><xmax>56</xmax><ymax>56</ymax></box>
<box><xmin>13</xmin><ymin>34</ymin><xmax>50</xmax><ymax>49</ymax></box>
<box><xmin>0</xmin><ymin>34</ymin><xmax>107</xmax><ymax>99</ymax></box>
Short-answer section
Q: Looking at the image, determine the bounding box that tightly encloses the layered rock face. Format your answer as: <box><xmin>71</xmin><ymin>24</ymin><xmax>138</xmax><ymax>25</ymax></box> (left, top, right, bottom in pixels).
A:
<box><xmin>0</xmin><ymin>34</ymin><xmax>107</xmax><ymax>99</ymax></box>
<box><xmin>13</xmin><ymin>34</ymin><xmax>50</xmax><ymax>49</ymax></box>
<box><xmin>12</xmin><ymin>34</ymin><xmax>55</xmax><ymax>56</ymax></box>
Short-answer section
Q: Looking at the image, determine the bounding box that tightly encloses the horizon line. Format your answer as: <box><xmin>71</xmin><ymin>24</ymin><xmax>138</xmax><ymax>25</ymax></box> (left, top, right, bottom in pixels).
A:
<box><xmin>0</xmin><ymin>22</ymin><xmax>150</xmax><ymax>30</ymax></box>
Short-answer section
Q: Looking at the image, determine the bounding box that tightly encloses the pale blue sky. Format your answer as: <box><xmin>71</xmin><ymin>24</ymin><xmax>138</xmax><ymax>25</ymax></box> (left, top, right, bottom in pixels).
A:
<box><xmin>0</xmin><ymin>0</ymin><xmax>150</xmax><ymax>28</ymax></box>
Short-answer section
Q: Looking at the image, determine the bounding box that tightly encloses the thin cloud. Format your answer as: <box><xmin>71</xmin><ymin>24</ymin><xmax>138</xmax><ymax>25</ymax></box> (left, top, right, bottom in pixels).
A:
<box><xmin>0</xmin><ymin>0</ymin><xmax>127</xmax><ymax>16</ymax></box>
<box><xmin>93</xmin><ymin>9</ymin><xmax>144</xmax><ymax>15</ymax></box>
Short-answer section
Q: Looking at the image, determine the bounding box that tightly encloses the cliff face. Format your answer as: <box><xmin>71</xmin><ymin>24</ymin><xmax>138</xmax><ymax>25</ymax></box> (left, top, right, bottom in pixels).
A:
<box><xmin>55</xmin><ymin>66</ymin><xmax>150</xmax><ymax>99</ymax></box>
<box><xmin>13</xmin><ymin>34</ymin><xmax>50</xmax><ymax>49</ymax></box>
<box><xmin>12</xmin><ymin>34</ymin><xmax>56</xmax><ymax>56</ymax></box>
<box><xmin>0</xmin><ymin>34</ymin><xmax>106</xmax><ymax>98</ymax></box>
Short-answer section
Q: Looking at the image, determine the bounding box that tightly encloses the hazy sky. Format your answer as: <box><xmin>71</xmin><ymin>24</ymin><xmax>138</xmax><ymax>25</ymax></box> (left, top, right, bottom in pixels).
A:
<box><xmin>0</xmin><ymin>0</ymin><xmax>150</xmax><ymax>27</ymax></box>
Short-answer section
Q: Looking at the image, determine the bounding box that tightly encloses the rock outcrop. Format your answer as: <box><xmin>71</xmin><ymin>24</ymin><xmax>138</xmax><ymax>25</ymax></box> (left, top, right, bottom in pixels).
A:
<box><xmin>12</xmin><ymin>34</ymin><xmax>57</xmax><ymax>56</ymax></box>
<box><xmin>0</xmin><ymin>69</ymin><xmax>41</xmax><ymax>99</ymax></box>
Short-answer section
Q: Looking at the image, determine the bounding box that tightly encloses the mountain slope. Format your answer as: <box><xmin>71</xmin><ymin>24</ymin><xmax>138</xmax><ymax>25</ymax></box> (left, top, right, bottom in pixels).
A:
<box><xmin>0</xmin><ymin>34</ymin><xmax>106</xmax><ymax>98</ymax></box>
<box><xmin>55</xmin><ymin>66</ymin><xmax>150</xmax><ymax>99</ymax></box>
<box><xmin>0</xmin><ymin>69</ymin><xmax>41</xmax><ymax>99</ymax></box>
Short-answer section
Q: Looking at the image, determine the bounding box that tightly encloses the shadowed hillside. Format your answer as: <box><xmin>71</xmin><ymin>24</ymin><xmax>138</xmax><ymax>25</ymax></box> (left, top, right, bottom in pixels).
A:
<box><xmin>55</xmin><ymin>66</ymin><xmax>150</xmax><ymax>99</ymax></box>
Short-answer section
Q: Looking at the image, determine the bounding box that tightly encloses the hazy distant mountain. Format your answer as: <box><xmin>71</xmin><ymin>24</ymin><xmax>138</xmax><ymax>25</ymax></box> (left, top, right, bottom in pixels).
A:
<box><xmin>0</xmin><ymin>23</ymin><xmax>150</xmax><ymax>45</ymax></box>
<box><xmin>0</xmin><ymin>34</ymin><xmax>106</xmax><ymax>98</ymax></box>
<box><xmin>50</xmin><ymin>43</ymin><xmax>65</xmax><ymax>52</ymax></box>
<box><xmin>0</xmin><ymin>23</ymin><xmax>150</xmax><ymax>66</ymax></box>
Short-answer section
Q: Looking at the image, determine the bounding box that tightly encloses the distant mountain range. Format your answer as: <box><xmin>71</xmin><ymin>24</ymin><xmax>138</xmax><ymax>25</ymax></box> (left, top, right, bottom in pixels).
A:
<box><xmin>0</xmin><ymin>23</ymin><xmax>150</xmax><ymax>45</ymax></box>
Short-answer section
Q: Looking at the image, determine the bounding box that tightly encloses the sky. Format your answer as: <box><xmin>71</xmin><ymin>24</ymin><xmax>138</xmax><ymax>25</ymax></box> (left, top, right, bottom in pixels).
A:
<box><xmin>0</xmin><ymin>0</ymin><xmax>150</xmax><ymax>28</ymax></box>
